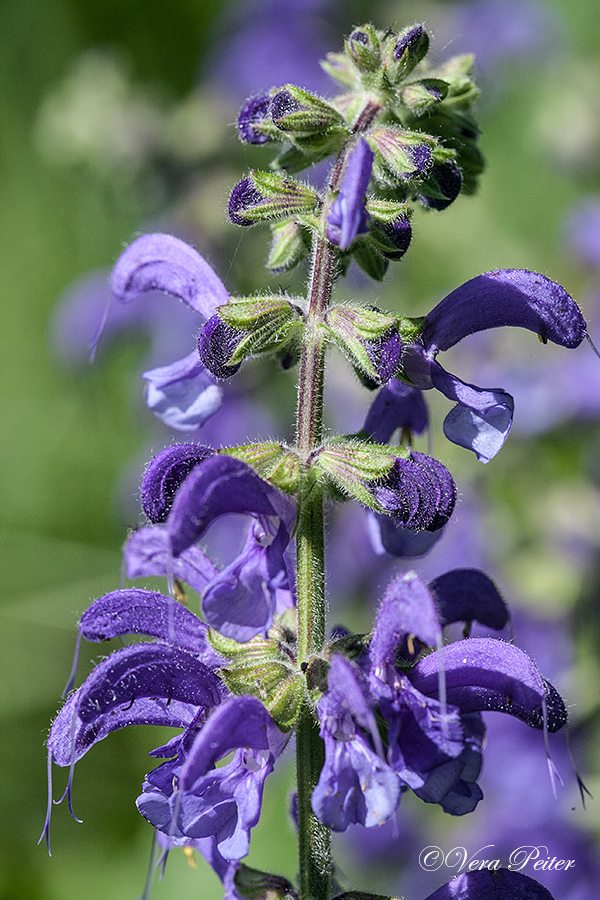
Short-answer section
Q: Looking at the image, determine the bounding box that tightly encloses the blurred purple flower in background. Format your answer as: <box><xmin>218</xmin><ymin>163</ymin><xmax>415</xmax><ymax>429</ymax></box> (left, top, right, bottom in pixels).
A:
<box><xmin>205</xmin><ymin>0</ymin><xmax>338</xmax><ymax>97</ymax></box>
<box><xmin>435</xmin><ymin>0</ymin><xmax>561</xmax><ymax>82</ymax></box>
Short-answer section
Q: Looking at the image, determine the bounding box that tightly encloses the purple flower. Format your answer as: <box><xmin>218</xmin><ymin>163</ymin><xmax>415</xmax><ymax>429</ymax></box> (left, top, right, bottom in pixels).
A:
<box><xmin>135</xmin><ymin>453</ymin><xmax>296</xmax><ymax>640</ymax></box>
<box><xmin>110</xmin><ymin>233</ymin><xmax>230</xmax><ymax>430</ymax></box>
<box><xmin>42</xmin><ymin>588</ymin><xmax>228</xmax><ymax>846</ymax></box>
<box><xmin>312</xmin><ymin>570</ymin><xmax>567</xmax><ymax>831</ymax></box>
<box><xmin>396</xmin><ymin>269</ymin><xmax>587</xmax><ymax>461</ymax></box>
<box><xmin>424</xmin><ymin>868</ymin><xmax>557</xmax><ymax>899</ymax></box>
<box><xmin>237</xmin><ymin>91</ymin><xmax>274</xmax><ymax>144</ymax></box>
<box><xmin>312</xmin><ymin>656</ymin><xmax>401</xmax><ymax>831</ymax></box>
<box><xmin>44</xmin><ymin>589</ymin><xmax>288</xmax><ymax>870</ymax></box>
<box><xmin>363</xmin><ymin>379</ymin><xmax>429</xmax><ymax>443</ymax></box>
<box><xmin>368</xmin><ymin>451</ymin><xmax>456</xmax><ymax>532</ymax></box>
<box><xmin>327</xmin><ymin>139</ymin><xmax>374</xmax><ymax>250</ymax></box>
<box><xmin>137</xmin><ymin>696</ymin><xmax>287</xmax><ymax>860</ymax></box>
<box><xmin>140</xmin><ymin>442</ymin><xmax>214</xmax><ymax>523</ymax></box>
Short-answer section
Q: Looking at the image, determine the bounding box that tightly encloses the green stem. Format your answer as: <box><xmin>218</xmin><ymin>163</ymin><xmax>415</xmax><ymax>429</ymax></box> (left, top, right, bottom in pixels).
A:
<box><xmin>294</xmin><ymin>235</ymin><xmax>336</xmax><ymax>900</ymax></box>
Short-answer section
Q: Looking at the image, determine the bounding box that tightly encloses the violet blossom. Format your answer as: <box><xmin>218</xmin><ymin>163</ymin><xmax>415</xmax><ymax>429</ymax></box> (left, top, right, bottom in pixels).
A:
<box><xmin>133</xmin><ymin>449</ymin><xmax>296</xmax><ymax>641</ymax></box>
<box><xmin>43</xmin><ymin>589</ymin><xmax>289</xmax><ymax>881</ymax></box>
<box><xmin>109</xmin><ymin>232</ymin><xmax>230</xmax><ymax>430</ymax></box>
<box><xmin>312</xmin><ymin>571</ymin><xmax>566</xmax><ymax>832</ymax></box>
<box><xmin>327</xmin><ymin>138</ymin><xmax>374</xmax><ymax>250</ymax></box>
<box><xmin>384</xmin><ymin>269</ymin><xmax>587</xmax><ymax>462</ymax></box>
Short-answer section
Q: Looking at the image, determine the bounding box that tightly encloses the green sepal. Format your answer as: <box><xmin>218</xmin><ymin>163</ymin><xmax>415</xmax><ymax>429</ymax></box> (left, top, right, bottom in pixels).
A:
<box><xmin>397</xmin><ymin>315</ymin><xmax>426</xmax><ymax>344</ymax></box>
<box><xmin>234</xmin><ymin>865</ymin><xmax>298</xmax><ymax>900</ymax></box>
<box><xmin>314</xmin><ymin>438</ymin><xmax>400</xmax><ymax>509</ymax></box>
<box><xmin>429</xmin><ymin>53</ymin><xmax>480</xmax><ymax>110</ymax></box>
<box><xmin>220</xmin><ymin>660</ymin><xmax>301</xmax><ymax>729</ymax></box>
<box><xmin>267</xmin><ymin>219</ymin><xmax>311</xmax><ymax>273</ymax></box>
<box><xmin>218</xmin><ymin>294</ymin><xmax>301</xmax><ymax>330</ymax></box>
<box><xmin>351</xmin><ymin>238</ymin><xmax>389</xmax><ymax>282</ymax></box>
<box><xmin>367</xmin><ymin>126</ymin><xmax>435</xmax><ymax>185</ymax></box>
<box><xmin>267</xmin><ymin>672</ymin><xmax>306</xmax><ymax>731</ymax></box>
<box><xmin>208</xmin><ymin>628</ymin><xmax>279</xmax><ymax>662</ymax></box>
<box><xmin>271</xmin><ymin>84</ymin><xmax>346</xmax><ymax>136</ymax></box>
<box><xmin>214</xmin><ymin>624</ymin><xmax>305</xmax><ymax>730</ymax></box>
<box><xmin>240</xmin><ymin>170</ymin><xmax>319</xmax><ymax>223</ymax></box>
<box><xmin>400</xmin><ymin>78</ymin><xmax>448</xmax><ymax>115</ymax></box>
<box><xmin>366</xmin><ymin>198</ymin><xmax>413</xmax><ymax>224</ymax></box>
<box><xmin>219</xmin><ymin>298</ymin><xmax>302</xmax><ymax>368</ymax></box>
<box><xmin>220</xmin><ymin>442</ymin><xmax>300</xmax><ymax>494</ymax></box>
<box><xmin>271</xmin><ymin>128</ymin><xmax>348</xmax><ymax>173</ymax></box>
<box><xmin>345</xmin><ymin>24</ymin><xmax>382</xmax><ymax>74</ymax></box>
<box><xmin>325</xmin><ymin>304</ymin><xmax>398</xmax><ymax>381</ymax></box>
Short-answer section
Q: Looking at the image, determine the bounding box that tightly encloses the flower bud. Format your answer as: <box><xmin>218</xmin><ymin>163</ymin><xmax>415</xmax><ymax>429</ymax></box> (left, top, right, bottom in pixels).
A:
<box><xmin>267</xmin><ymin>219</ymin><xmax>310</xmax><ymax>273</ymax></box>
<box><xmin>385</xmin><ymin>24</ymin><xmax>429</xmax><ymax>81</ymax></box>
<box><xmin>345</xmin><ymin>25</ymin><xmax>381</xmax><ymax>73</ymax></box>
<box><xmin>270</xmin><ymin>84</ymin><xmax>345</xmax><ymax>137</ymax></box>
<box><xmin>417</xmin><ymin>158</ymin><xmax>462</xmax><ymax>210</ymax></box>
<box><xmin>229</xmin><ymin>171</ymin><xmax>319</xmax><ymax>226</ymax></box>
<box><xmin>197</xmin><ymin>315</ymin><xmax>243</xmax><ymax>379</ymax></box>
<box><xmin>325</xmin><ymin>305</ymin><xmax>401</xmax><ymax>384</ymax></box>
<box><xmin>237</xmin><ymin>91</ymin><xmax>278</xmax><ymax>144</ymax></box>
<box><xmin>367</xmin><ymin>127</ymin><xmax>433</xmax><ymax>185</ymax></box>
<box><xmin>400</xmin><ymin>78</ymin><xmax>448</xmax><ymax>115</ymax></box>
<box><xmin>198</xmin><ymin>296</ymin><xmax>302</xmax><ymax>378</ymax></box>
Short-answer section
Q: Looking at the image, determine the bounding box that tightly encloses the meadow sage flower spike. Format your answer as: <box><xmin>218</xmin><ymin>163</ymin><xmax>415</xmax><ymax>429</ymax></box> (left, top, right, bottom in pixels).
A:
<box><xmin>45</xmin><ymin>20</ymin><xmax>586</xmax><ymax>900</ymax></box>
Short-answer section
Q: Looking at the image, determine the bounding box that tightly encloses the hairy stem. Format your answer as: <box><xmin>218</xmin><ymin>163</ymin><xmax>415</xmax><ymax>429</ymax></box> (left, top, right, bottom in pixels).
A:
<box><xmin>294</xmin><ymin>234</ymin><xmax>337</xmax><ymax>900</ymax></box>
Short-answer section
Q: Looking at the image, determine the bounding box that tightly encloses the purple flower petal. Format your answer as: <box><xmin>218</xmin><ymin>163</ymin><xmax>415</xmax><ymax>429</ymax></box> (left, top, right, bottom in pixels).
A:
<box><xmin>74</xmin><ymin>643</ymin><xmax>223</xmax><ymax>725</ymax></box>
<box><xmin>363</xmin><ymin>379</ymin><xmax>429</xmax><ymax>442</ymax></box>
<box><xmin>124</xmin><ymin>525</ymin><xmax>219</xmax><ymax>594</ymax></box>
<box><xmin>49</xmin><ymin>691</ymin><xmax>200</xmax><ymax>767</ymax></box>
<box><xmin>410</xmin><ymin>637</ymin><xmax>547</xmax><ymax>715</ymax></box>
<box><xmin>327</xmin><ymin>138</ymin><xmax>374</xmax><ymax>250</ymax></box>
<box><xmin>367</xmin><ymin>512</ymin><xmax>445</xmax><ymax>557</ymax></box>
<box><xmin>202</xmin><ymin>521</ymin><xmax>294</xmax><ymax>642</ymax></box>
<box><xmin>424</xmin><ymin>868</ymin><xmax>557</xmax><ymax>900</ymax></box>
<box><xmin>141</xmin><ymin>443</ymin><xmax>214</xmax><ymax>524</ymax></box>
<box><xmin>370</xmin><ymin>571</ymin><xmax>442</xmax><ymax>674</ymax></box>
<box><xmin>111</xmin><ymin>233</ymin><xmax>228</xmax><ymax>318</ymax></box>
<box><xmin>311</xmin><ymin>727</ymin><xmax>400</xmax><ymax>831</ymax></box>
<box><xmin>78</xmin><ymin>588</ymin><xmax>223</xmax><ymax>664</ymax></box>
<box><xmin>429</xmin><ymin>568</ymin><xmax>510</xmax><ymax>631</ymax></box>
<box><xmin>431</xmin><ymin>361</ymin><xmax>514</xmax><ymax>462</ymax></box>
<box><xmin>167</xmin><ymin>455</ymin><xmax>295</xmax><ymax>557</ymax></box>
<box><xmin>424</xmin><ymin>269</ymin><xmax>586</xmax><ymax>352</ymax></box>
<box><xmin>142</xmin><ymin>351</ymin><xmax>223</xmax><ymax>431</ymax></box>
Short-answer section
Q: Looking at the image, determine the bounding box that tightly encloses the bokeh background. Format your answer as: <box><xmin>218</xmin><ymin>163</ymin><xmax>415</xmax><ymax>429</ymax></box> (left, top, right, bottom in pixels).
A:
<box><xmin>1</xmin><ymin>0</ymin><xmax>600</xmax><ymax>898</ymax></box>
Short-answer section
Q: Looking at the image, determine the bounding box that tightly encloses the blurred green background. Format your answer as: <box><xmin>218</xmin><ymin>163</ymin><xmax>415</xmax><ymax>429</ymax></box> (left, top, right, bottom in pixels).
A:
<box><xmin>1</xmin><ymin>0</ymin><xmax>600</xmax><ymax>898</ymax></box>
